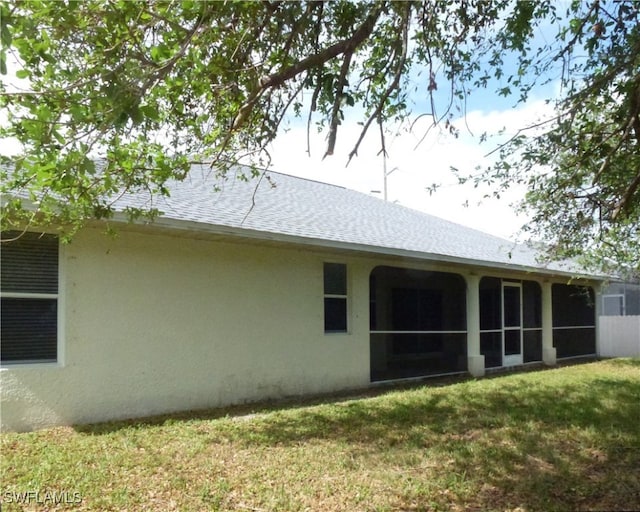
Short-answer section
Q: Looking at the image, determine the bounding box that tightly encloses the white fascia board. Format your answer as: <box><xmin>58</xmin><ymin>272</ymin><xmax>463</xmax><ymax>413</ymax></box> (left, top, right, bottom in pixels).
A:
<box><xmin>126</xmin><ymin>215</ymin><xmax>604</xmax><ymax>281</ymax></box>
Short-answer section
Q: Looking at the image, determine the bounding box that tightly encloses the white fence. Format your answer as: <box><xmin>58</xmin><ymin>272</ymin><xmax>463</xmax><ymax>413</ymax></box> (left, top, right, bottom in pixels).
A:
<box><xmin>599</xmin><ymin>316</ymin><xmax>640</xmax><ymax>358</ymax></box>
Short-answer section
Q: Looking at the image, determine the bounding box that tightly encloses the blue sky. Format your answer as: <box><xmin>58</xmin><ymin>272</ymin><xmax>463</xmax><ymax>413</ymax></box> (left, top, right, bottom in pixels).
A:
<box><xmin>1</xmin><ymin>4</ymin><xmax>567</xmax><ymax>242</ymax></box>
<box><xmin>268</xmin><ymin>84</ymin><xmax>558</xmax><ymax>242</ymax></box>
<box><xmin>268</xmin><ymin>94</ymin><xmax>555</xmax><ymax>242</ymax></box>
<box><xmin>268</xmin><ymin>11</ymin><xmax>565</xmax><ymax>242</ymax></box>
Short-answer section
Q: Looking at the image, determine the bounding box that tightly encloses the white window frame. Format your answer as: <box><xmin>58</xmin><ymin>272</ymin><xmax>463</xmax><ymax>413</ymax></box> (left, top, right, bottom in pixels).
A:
<box><xmin>0</xmin><ymin>233</ymin><xmax>63</xmax><ymax>368</ymax></box>
<box><xmin>323</xmin><ymin>262</ymin><xmax>349</xmax><ymax>334</ymax></box>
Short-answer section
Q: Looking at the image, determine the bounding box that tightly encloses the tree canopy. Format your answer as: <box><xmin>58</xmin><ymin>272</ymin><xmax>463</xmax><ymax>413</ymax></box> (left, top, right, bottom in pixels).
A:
<box><xmin>0</xmin><ymin>0</ymin><xmax>638</xmax><ymax>276</ymax></box>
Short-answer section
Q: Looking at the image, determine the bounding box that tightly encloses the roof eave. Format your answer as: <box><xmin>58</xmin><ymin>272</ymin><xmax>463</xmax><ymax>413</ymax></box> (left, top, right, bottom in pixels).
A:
<box><xmin>128</xmin><ymin>215</ymin><xmax>604</xmax><ymax>281</ymax></box>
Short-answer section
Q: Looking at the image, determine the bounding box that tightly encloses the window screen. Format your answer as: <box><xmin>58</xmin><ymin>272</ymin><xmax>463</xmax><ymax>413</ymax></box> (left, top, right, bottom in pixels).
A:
<box><xmin>324</xmin><ymin>263</ymin><xmax>347</xmax><ymax>333</ymax></box>
<box><xmin>1</xmin><ymin>231</ymin><xmax>59</xmax><ymax>363</ymax></box>
<box><xmin>552</xmin><ymin>284</ymin><xmax>595</xmax><ymax>328</ymax></box>
<box><xmin>479</xmin><ymin>277</ymin><xmax>501</xmax><ymax>330</ymax></box>
<box><xmin>602</xmin><ymin>295</ymin><xmax>624</xmax><ymax>316</ymax></box>
<box><xmin>552</xmin><ymin>284</ymin><xmax>596</xmax><ymax>359</ymax></box>
<box><xmin>369</xmin><ymin>266</ymin><xmax>467</xmax><ymax>381</ymax></box>
<box><xmin>522</xmin><ymin>281</ymin><xmax>542</xmax><ymax>328</ymax></box>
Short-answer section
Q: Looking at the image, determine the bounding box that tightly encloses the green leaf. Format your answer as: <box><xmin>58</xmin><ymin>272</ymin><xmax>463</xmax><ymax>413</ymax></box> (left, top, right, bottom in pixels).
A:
<box><xmin>128</xmin><ymin>106</ymin><xmax>143</xmax><ymax>125</ymax></box>
<box><xmin>52</xmin><ymin>130</ymin><xmax>65</xmax><ymax>144</ymax></box>
<box><xmin>0</xmin><ymin>16</ymin><xmax>10</xmax><ymax>48</ymax></box>
<box><xmin>140</xmin><ymin>104</ymin><xmax>160</xmax><ymax>121</ymax></box>
<box><xmin>0</xmin><ymin>0</ymin><xmax>636</xmax><ymax>274</ymax></box>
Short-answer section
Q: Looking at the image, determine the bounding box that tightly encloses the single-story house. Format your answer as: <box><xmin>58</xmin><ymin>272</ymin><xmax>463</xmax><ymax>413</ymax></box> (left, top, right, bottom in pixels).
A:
<box><xmin>1</xmin><ymin>165</ymin><xmax>603</xmax><ymax>431</ymax></box>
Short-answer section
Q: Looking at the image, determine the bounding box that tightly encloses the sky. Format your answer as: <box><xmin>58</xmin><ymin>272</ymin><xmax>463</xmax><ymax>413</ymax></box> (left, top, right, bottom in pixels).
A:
<box><xmin>266</xmin><ymin>12</ymin><xmax>562</xmax><ymax>243</ymax></box>
<box><xmin>1</xmin><ymin>67</ymin><xmax>555</xmax><ymax>243</ymax></box>
<box><xmin>1</xmin><ymin>6</ymin><xmax>562</xmax><ymax>243</ymax></box>
<box><xmin>267</xmin><ymin>92</ymin><xmax>555</xmax><ymax>242</ymax></box>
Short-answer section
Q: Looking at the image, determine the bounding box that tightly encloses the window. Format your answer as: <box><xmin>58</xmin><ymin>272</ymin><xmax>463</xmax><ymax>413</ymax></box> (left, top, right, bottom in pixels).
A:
<box><xmin>369</xmin><ymin>266</ymin><xmax>467</xmax><ymax>381</ymax></box>
<box><xmin>552</xmin><ymin>284</ymin><xmax>596</xmax><ymax>358</ymax></box>
<box><xmin>602</xmin><ymin>294</ymin><xmax>625</xmax><ymax>316</ymax></box>
<box><xmin>601</xmin><ymin>282</ymin><xmax>640</xmax><ymax>316</ymax></box>
<box><xmin>324</xmin><ymin>263</ymin><xmax>347</xmax><ymax>333</ymax></box>
<box><xmin>1</xmin><ymin>231</ymin><xmax>59</xmax><ymax>364</ymax></box>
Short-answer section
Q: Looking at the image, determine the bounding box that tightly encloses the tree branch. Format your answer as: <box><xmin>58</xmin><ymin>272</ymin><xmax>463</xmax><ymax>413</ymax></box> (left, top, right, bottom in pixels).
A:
<box><xmin>261</xmin><ymin>6</ymin><xmax>383</xmax><ymax>90</ymax></box>
<box><xmin>554</xmin><ymin>0</ymin><xmax>600</xmax><ymax>63</ymax></box>
<box><xmin>232</xmin><ymin>4</ymin><xmax>384</xmax><ymax>132</ymax></box>
<box><xmin>377</xmin><ymin>114</ymin><xmax>387</xmax><ymax>159</ymax></box>
<box><xmin>139</xmin><ymin>6</ymin><xmax>212</xmax><ymax>94</ymax></box>
<box><xmin>323</xmin><ymin>49</ymin><xmax>353</xmax><ymax>159</ymax></box>
<box><xmin>306</xmin><ymin>74</ymin><xmax>322</xmax><ymax>156</ymax></box>
<box><xmin>630</xmin><ymin>74</ymin><xmax>640</xmax><ymax>144</ymax></box>
<box><xmin>612</xmin><ymin>168</ymin><xmax>640</xmax><ymax>220</ymax></box>
<box><xmin>347</xmin><ymin>4</ymin><xmax>410</xmax><ymax>165</ymax></box>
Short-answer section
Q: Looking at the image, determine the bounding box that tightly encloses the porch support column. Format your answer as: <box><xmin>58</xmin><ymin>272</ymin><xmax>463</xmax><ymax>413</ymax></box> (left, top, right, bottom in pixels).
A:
<box><xmin>466</xmin><ymin>274</ymin><xmax>485</xmax><ymax>377</ymax></box>
<box><xmin>542</xmin><ymin>281</ymin><xmax>556</xmax><ymax>366</ymax></box>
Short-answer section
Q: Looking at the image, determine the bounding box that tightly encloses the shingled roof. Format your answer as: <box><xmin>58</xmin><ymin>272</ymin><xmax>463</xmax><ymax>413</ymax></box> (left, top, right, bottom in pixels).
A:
<box><xmin>114</xmin><ymin>164</ymin><xmax>589</xmax><ymax>278</ymax></box>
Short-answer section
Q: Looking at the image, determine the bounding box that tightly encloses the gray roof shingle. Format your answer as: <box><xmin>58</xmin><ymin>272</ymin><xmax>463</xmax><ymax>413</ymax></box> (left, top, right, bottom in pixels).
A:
<box><xmin>116</xmin><ymin>164</ymin><xmax>588</xmax><ymax>277</ymax></box>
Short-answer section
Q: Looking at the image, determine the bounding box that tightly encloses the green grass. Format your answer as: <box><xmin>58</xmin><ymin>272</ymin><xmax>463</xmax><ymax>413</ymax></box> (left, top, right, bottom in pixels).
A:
<box><xmin>2</xmin><ymin>359</ymin><xmax>639</xmax><ymax>511</ymax></box>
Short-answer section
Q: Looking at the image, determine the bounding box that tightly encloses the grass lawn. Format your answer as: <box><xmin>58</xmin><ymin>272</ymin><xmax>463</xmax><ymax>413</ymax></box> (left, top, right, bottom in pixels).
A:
<box><xmin>2</xmin><ymin>359</ymin><xmax>639</xmax><ymax>511</ymax></box>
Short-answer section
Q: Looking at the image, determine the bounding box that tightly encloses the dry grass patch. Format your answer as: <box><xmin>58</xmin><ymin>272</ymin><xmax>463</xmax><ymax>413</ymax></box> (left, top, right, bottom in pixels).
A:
<box><xmin>2</xmin><ymin>359</ymin><xmax>639</xmax><ymax>511</ymax></box>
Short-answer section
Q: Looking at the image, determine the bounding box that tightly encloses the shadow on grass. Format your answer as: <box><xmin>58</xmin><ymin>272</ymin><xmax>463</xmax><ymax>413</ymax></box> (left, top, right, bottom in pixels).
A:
<box><xmin>73</xmin><ymin>371</ymin><xmax>471</xmax><ymax>435</ymax></box>
<box><xmin>224</xmin><ymin>374</ymin><xmax>640</xmax><ymax>510</ymax></box>
<box><xmin>74</xmin><ymin>362</ymin><xmax>640</xmax><ymax>510</ymax></box>
<box><xmin>606</xmin><ymin>356</ymin><xmax>640</xmax><ymax>368</ymax></box>
<box><xmin>217</xmin><ymin>373</ymin><xmax>640</xmax><ymax>445</ymax></box>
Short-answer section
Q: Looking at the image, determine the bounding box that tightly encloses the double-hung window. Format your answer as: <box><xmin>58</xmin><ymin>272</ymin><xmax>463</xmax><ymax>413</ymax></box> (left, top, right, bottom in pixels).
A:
<box><xmin>1</xmin><ymin>231</ymin><xmax>59</xmax><ymax>364</ymax></box>
<box><xmin>323</xmin><ymin>262</ymin><xmax>348</xmax><ymax>333</ymax></box>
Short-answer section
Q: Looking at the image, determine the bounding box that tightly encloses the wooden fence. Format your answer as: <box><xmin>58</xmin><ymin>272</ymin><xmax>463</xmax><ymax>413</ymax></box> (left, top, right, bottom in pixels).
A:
<box><xmin>599</xmin><ymin>316</ymin><xmax>640</xmax><ymax>358</ymax></box>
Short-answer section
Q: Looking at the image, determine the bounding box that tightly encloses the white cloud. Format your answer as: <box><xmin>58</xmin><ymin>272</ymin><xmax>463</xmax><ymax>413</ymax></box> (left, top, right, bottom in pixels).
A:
<box><xmin>268</xmin><ymin>98</ymin><xmax>555</xmax><ymax>242</ymax></box>
<box><xmin>1</xmin><ymin>38</ymin><xmax>556</xmax><ymax>244</ymax></box>
<box><xmin>0</xmin><ymin>53</ymin><xmax>29</xmax><ymax>156</ymax></box>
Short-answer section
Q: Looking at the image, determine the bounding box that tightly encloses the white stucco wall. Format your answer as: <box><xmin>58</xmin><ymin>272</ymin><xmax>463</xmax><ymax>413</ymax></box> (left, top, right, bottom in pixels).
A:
<box><xmin>1</xmin><ymin>227</ymin><xmax>374</xmax><ymax>431</ymax></box>
<box><xmin>1</xmin><ymin>226</ymin><xmax>603</xmax><ymax>431</ymax></box>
